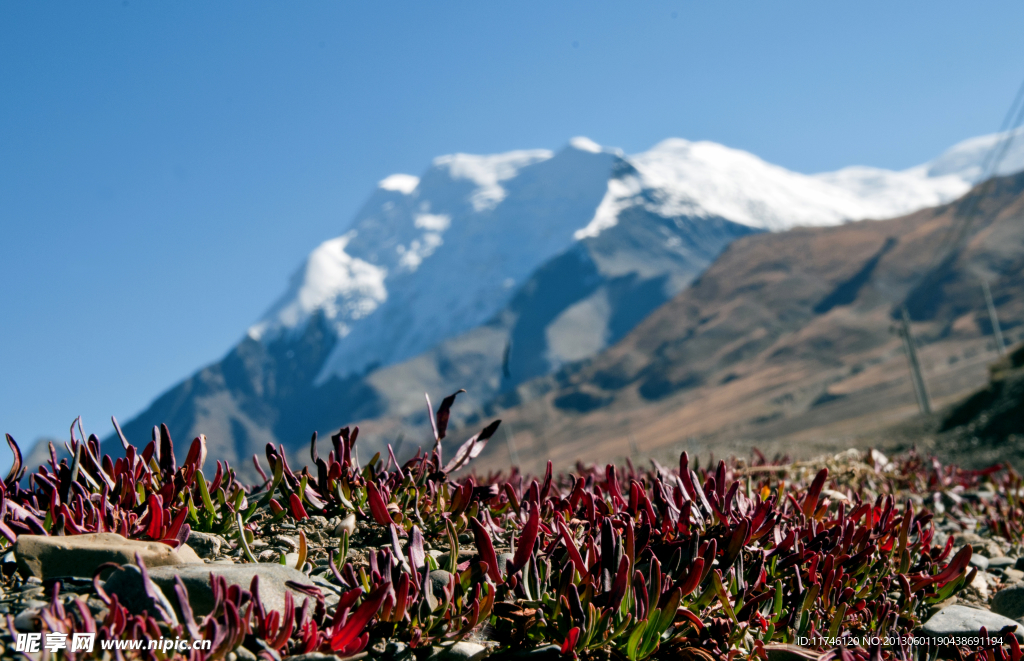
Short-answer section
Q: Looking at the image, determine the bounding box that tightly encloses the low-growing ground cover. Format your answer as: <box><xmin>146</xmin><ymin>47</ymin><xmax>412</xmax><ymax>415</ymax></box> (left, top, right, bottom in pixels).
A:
<box><xmin>1</xmin><ymin>394</ymin><xmax>1022</xmax><ymax>660</ymax></box>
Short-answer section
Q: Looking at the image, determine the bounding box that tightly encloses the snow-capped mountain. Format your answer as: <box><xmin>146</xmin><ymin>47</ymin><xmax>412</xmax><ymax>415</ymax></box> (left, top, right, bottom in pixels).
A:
<box><xmin>250</xmin><ymin>129</ymin><xmax>1023</xmax><ymax>385</ymax></box>
<box><xmin>105</xmin><ymin>128</ymin><xmax>1024</xmax><ymax>476</ymax></box>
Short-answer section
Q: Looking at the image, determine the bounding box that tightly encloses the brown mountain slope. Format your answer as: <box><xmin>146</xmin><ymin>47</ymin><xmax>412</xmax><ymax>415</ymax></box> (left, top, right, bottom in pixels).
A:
<box><xmin>469</xmin><ymin>173</ymin><xmax>1024</xmax><ymax>473</ymax></box>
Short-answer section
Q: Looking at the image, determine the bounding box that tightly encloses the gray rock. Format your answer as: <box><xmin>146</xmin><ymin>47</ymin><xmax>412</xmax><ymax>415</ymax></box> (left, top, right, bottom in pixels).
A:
<box><xmin>1006</xmin><ymin>569</ymin><xmax>1024</xmax><ymax>582</ymax></box>
<box><xmin>102</xmin><ymin>565</ymin><xmax>179</xmax><ymax>625</ymax></box>
<box><xmin>920</xmin><ymin>605</ymin><xmax>1022</xmax><ymax>640</ymax></box>
<box><xmin>428</xmin><ymin>642</ymin><xmax>486</xmax><ymax>660</ymax></box>
<box><xmin>144</xmin><ymin>562</ymin><xmax>319</xmax><ymax>616</ymax></box>
<box><xmin>426</xmin><ymin>569</ymin><xmax>454</xmax><ymax>610</ymax></box>
<box><xmin>970</xmin><ymin>555</ymin><xmax>990</xmax><ymax>571</ymax></box>
<box><xmin>506</xmin><ymin>645</ymin><xmax>562</xmax><ymax>660</ymax></box>
<box><xmin>13</xmin><ymin>608</ymin><xmax>43</xmax><ymax>632</ymax></box>
<box><xmin>13</xmin><ymin>532</ymin><xmax>202</xmax><ymax>579</ymax></box>
<box><xmin>235</xmin><ymin>646</ymin><xmax>258</xmax><ymax>661</ymax></box>
<box><xmin>989</xmin><ymin>557</ymin><xmax>1017</xmax><ymax>569</ymax></box>
<box><xmin>993</xmin><ymin>585</ymin><xmax>1024</xmax><ymax>619</ymax></box>
<box><xmin>186</xmin><ymin>532</ymin><xmax>226</xmax><ymax>559</ymax></box>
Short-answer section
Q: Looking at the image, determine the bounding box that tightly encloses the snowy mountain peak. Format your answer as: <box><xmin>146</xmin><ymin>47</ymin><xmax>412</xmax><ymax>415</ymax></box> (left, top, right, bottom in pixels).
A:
<box><xmin>569</xmin><ymin>136</ymin><xmax>604</xmax><ymax>153</ymax></box>
<box><xmin>248</xmin><ymin>130</ymin><xmax>1024</xmax><ymax>382</ymax></box>
<box><xmin>616</xmin><ymin>137</ymin><xmax>973</xmax><ymax>232</ymax></box>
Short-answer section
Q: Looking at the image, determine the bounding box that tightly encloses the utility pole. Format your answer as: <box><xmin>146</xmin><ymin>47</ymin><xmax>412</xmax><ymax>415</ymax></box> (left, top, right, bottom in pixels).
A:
<box><xmin>899</xmin><ymin>307</ymin><xmax>932</xmax><ymax>415</ymax></box>
<box><xmin>982</xmin><ymin>279</ymin><xmax>1007</xmax><ymax>356</ymax></box>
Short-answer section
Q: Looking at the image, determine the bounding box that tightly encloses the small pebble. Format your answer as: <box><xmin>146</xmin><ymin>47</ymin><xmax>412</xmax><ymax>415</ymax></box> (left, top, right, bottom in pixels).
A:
<box><xmin>333</xmin><ymin>513</ymin><xmax>356</xmax><ymax>538</ymax></box>
<box><xmin>988</xmin><ymin>557</ymin><xmax>1016</xmax><ymax>569</ymax></box>
<box><xmin>272</xmin><ymin>535</ymin><xmax>298</xmax><ymax>551</ymax></box>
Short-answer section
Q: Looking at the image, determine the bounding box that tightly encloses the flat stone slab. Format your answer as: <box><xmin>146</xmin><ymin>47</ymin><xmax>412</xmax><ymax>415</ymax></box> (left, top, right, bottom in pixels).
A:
<box><xmin>920</xmin><ymin>605</ymin><xmax>1022</xmax><ymax>641</ymax></box>
<box><xmin>145</xmin><ymin>562</ymin><xmax>321</xmax><ymax>616</ymax></box>
<box><xmin>14</xmin><ymin>533</ymin><xmax>202</xmax><ymax>579</ymax></box>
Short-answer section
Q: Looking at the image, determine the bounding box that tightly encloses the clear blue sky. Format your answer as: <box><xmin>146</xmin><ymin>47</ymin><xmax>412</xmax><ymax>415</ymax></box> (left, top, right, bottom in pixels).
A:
<box><xmin>2</xmin><ymin>1</ymin><xmax>1023</xmax><ymax>464</ymax></box>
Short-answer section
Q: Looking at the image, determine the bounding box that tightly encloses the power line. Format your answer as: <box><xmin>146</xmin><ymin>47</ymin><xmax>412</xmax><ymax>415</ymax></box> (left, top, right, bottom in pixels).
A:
<box><xmin>924</xmin><ymin>78</ymin><xmax>1024</xmax><ymax>269</ymax></box>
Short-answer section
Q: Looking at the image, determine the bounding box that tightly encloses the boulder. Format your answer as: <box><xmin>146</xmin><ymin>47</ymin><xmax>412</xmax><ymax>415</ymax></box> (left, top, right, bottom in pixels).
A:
<box><xmin>145</xmin><ymin>562</ymin><xmax>319</xmax><ymax>616</ymax></box>
<box><xmin>993</xmin><ymin>585</ymin><xmax>1024</xmax><ymax>620</ymax></box>
<box><xmin>102</xmin><ymin>565</ymin><xmax>180</xmax><ymax>624</ymax></box>
<box><xmin>920</xmin><ymin>605</ymin><xmax>1022</xmax><ymax>640</ymax></box>
<box><xmin>13</xmin><ymin>533</ymin><xmax>202</xmax><ymax>579</ymax></box>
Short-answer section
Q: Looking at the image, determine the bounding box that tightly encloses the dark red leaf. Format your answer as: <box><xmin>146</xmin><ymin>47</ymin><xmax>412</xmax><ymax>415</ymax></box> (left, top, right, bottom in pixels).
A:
<box><xmin>366</xmin><ymin>482</ymin><xmax>394</xmax><ymax>526</ymax></box>
<box><xmin>330</xmin><ymin>583</ymin><xmax>388</xmax><ymax>653</ymax></box>
<box><xmin>144</xmin><ymin>494</ymin><xmax>164</xmax><ymax>540</ymax></box>
<box><xmin>562</xmin><ymin>627</ymin><xmax>581</xmax><ymax>656</ymax></box>
<box><xmin>159</xmin><ymin>423</ymin><xmax>176</xmax><ymax>476</ymax></box>
<box><xmin>511</xmin><ymin>502</ymin><xmax>540</xmax><ymax>574</ymax></box>
<box><xmin>802</xmin><ymin>468</ymin><xmax>828</xmax><ymax>517</ymax></box>
<box><xmin>434</xmin><ymin>389</ymin><xmax>466</xmax><ymax>441</ymax></box>
<box><xmin>470</xmin><ymin>517</ymin><xmax>503</xmax><ymax>583</ymax></box>
<box><xmin>289</xmin><ymin>493</ymin><xmax>310</xmax><ymax>521</ymax></box>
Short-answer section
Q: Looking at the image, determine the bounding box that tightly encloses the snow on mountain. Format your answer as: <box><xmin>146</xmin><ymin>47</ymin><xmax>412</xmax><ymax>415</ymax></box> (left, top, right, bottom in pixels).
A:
<box><xmin>920</xmin><ymin>126</ymin><xmax>1024</xmax><ymax>181</ymax></box>
<box><xmin>251</xmin><ymin>141</ymin><xmax>619</xmax><ymax>384</ymax></box>
<box><xmin>577</xmin><ymin>137</ymin><xmax>984</xmax><ymax>238</ymax></box>
<box><xmin>250</xmin><ymin>129</ymin><xmax>1023</xmax><ymax>384</ymax></box>
<box><xmin>433</xmin><ymin>150</ymin><xmax>553</xmax><ymax>212</ymax></box>
<box><xmin>248</xmin><ymin>233</ymin><xmax>387</xmax><ymax>341</ymax></box>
